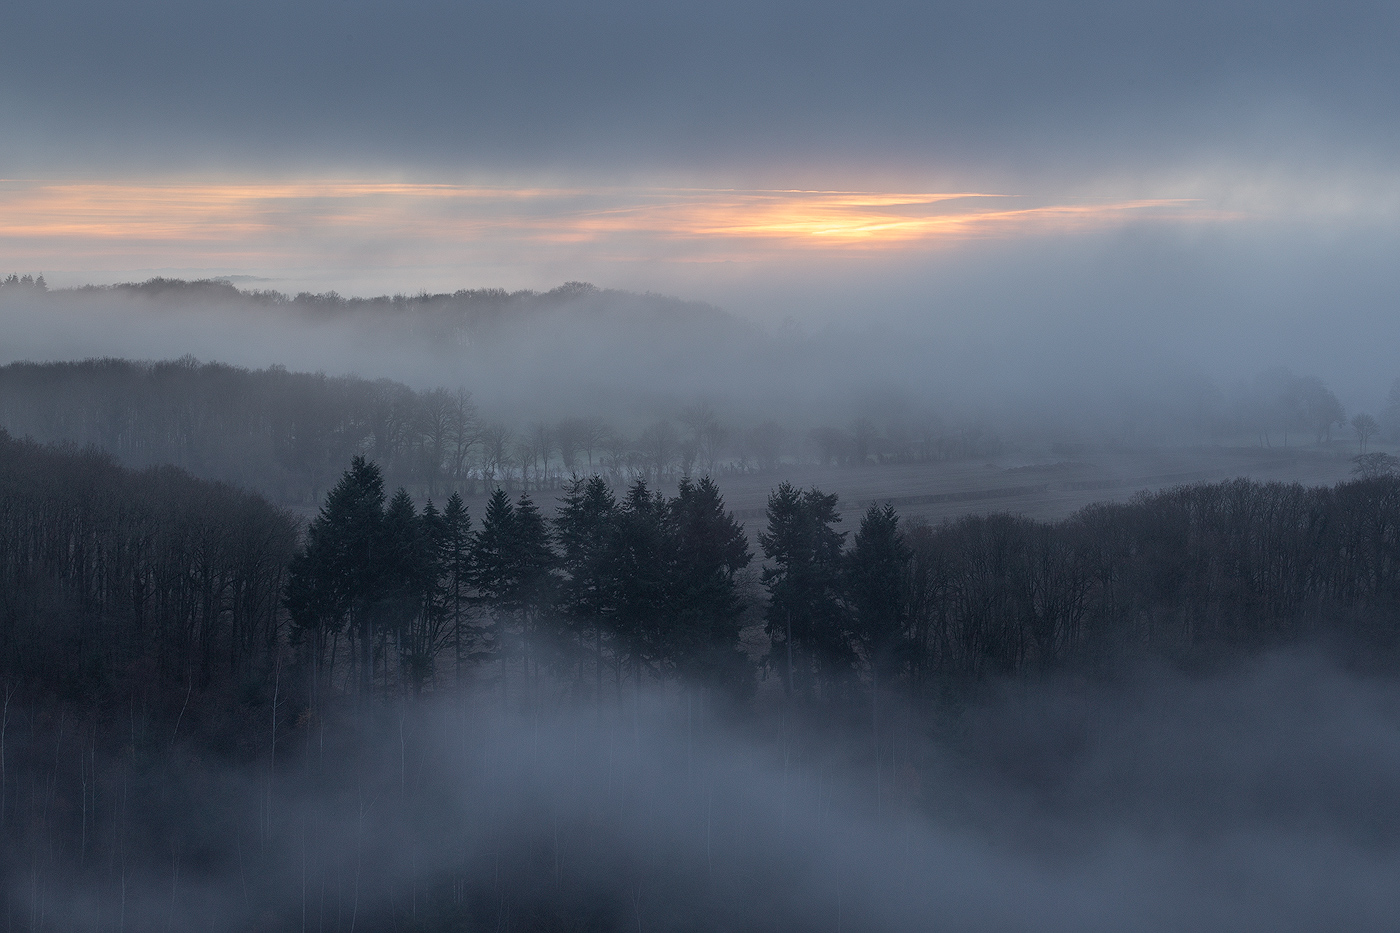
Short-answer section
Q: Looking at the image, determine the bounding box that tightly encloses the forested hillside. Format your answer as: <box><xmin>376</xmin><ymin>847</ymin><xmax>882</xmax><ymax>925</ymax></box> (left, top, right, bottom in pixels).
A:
<box><xmin>6</xmin><ymin>427</ymin><xmax>1399</xmax><ymax>713</ymax></box>
<box><xmin>4</xmin><ymin>276</ymin><xmax>734</xmax><ymax>346</ymax></box>
<box><xmin>2</xmin><ymin>428</ymin><xmax>1396</xmax><ymax>763</ymax></box>
<box><xmin>4</xmin><ymin>429</ymin><xmax>1400</xmax><ymax>929</ymax></box>
<box><xmin>0</xmin><ymin>358</ymin><xmax>1005</xmax><ymax>507</ymax></box>
<box><xmin>0</xmin><ymin>357</ymin><xmax>458</xmax><ymax>504</ymax></box>
<box><xmin>0</xmin><ymin>431</ymin><xmax>297</xmax><ymax>719</ymax></box>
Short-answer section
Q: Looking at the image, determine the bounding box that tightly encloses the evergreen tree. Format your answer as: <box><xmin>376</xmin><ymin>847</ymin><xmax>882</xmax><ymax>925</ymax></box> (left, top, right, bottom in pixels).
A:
<box><xmin>669</xmin><ymin>475</ymin><xmax>752</xmax><ymax>691</ymax></box>
<box><xmin>381</xmin><ymin>486</ymin><xmax>423</xmax><ymax>620</ymax></box>
<box><xmin>846</xmin><ymin>502</ymin><xmax>911</xmax><ymax>693</ymax></box>
<box><xmin>406</xmin><ymin>497</ymin><xmax>448</xmax><ymax>690</ymax></box>
<box><xmin>555</xmin><ymin>475</ymin><xmax>620</xmax><ymax>695</ymax></box>
<box><xmin>760</xmin><ymin>483</ymin><xmax>849</xmax><ymax>698</ymax></box>
<box><xmin>613</xmin><ymin>479</ymin><xmax>672</xmax><ymax>681</ymax></box>
<box><xmin>511</xmin><ymin>492</ymin><xmax>558</xmax><ymax>666</ymax></box>
<box><xmin>470</xmin><ymin>488</ymin><xmax>517</xmax><ymax>660</ymax></box>
<box><xmin>440</xmin><ymin>492</ymin><xmax>474</xmax><ymax>675</ymax></box>
<box><xmin>285</xmin><ymin>455</ymin><xmax>387</xmax><ymax>694</ymax></box>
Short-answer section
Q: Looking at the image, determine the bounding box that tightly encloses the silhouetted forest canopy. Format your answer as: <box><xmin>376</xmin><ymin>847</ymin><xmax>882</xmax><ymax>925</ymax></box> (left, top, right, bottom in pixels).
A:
<box><xmin>6</xmin><ymin>428</ymin><xmax>1400</xmax><ymax>710</ymax></box>
<box><xmin>0</xmin><ymin>431</ymin><xmax>298</xmax><ymax>712</ymax></box>
<box><xmin>0</xmin><ymin>357</ymin><xmax>1008</xmax><ymax>507</ymax></box>
<box><xmin>5</xmin><ymin>353</ymin><xmax>1390</xmax><ymax>519</ymax></box>
<box><xmin>5</xmin><ymin>424</ymin><xmax>1400</xmax><ymax>928</ymax></box>
<box><xmin>1</xmin><ymin>275</ymin><xmax>735</xmax><ymax>345</ymax></box>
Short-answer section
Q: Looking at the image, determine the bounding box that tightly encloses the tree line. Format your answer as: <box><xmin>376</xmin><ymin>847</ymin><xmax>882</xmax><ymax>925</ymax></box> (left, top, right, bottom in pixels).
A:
<box><xmin>0</xmin><ymin>429</ymin><xmax>297</xmax><ymax>715</ymax></box>
<box><xmin>733</xmin><ymin>474</ymin><xmax>1400</xmax><ymax>698</ymax></box>
<box><xmin>284</xmin><ymin>458</ymin><xmax>757</xmax><ymax>700</ymax></box>
<box><xmin>0</xmin><ymin>358</ymin><xmax>1014</xmax><ymax>509</ymax></box>
<box><xmin>894</xmin><ymin>476</ymin><xmax>1400</xmax><ymax>685</ymax></box>
<box><xmin>6</xmin><ymin>431</ymin><xmax>1400</xmax><ymax>930</ymax></box>
<box><xmin>282</xmin><ymin>462</ymin><xmax>1400</xmax><ymax>706</ymax></box>
<box><xmin>6</xmin><ymin>428</ymin><xmax>1400</xmax><ymax>714</ymax></box>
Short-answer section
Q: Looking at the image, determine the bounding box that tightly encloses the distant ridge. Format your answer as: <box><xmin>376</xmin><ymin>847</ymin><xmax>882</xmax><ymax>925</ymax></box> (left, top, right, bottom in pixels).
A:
<box><xmin>1</xmin><ymin>275</ymin><xmax>746</xmax><ymax>357</ymax></box>
<box><xmin>42</xmin><ymin>276</ymin><xmax>718</xmax><ymax>317</ymax></box>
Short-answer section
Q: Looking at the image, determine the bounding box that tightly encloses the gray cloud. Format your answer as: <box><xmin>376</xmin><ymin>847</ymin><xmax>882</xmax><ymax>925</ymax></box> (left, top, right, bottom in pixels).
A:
<box><xmin>3</xmin><ymin>0</ymin><xmax>1397</xmax><ymax>179</ymax></box>
<box><xmin>4</xmin><ymin>0</ymin><xmax>1398</xmax><ymax>441</ymax></box>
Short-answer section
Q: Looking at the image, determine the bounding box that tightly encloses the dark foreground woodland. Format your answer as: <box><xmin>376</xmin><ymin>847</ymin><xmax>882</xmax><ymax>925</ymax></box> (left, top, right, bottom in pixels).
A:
<box><xmin>3</xmin><ymin>428</ymin><xmax>1400</xmax><ymax>930</ymax></box>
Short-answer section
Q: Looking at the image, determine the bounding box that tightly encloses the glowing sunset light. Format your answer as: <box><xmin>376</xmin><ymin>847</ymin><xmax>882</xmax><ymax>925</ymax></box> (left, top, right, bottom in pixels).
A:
<box><xmin>568</xmin><ymin>192</ymin><xmax>1205</xmax><ymax>245</ymax></box>
<box><xmin>0</xmin><ymin>180</ymin><xmax>1220</xmax><ymax>281</ymax></box>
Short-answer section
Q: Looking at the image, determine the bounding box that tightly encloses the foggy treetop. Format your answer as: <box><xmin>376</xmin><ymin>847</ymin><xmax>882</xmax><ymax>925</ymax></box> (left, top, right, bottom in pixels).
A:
<box><xmin>6</xmin><ymin>420</ymin><xmax>1400</xmax><ymax>929</ymax></box>
<box><xmin>2</xmin><ymin>274</ymin><xmax>734</xmax><ymax>333</ymax></box>
<box><xmin>1</xmin><ymin>347</ymin><xmax>1393</xmax><ymax>520</ymax></box>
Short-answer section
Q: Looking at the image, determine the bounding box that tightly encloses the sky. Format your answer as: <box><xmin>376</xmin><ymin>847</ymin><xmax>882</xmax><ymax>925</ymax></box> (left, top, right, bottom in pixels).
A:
<box><xmin>2</xmin><ymin>0</ymin><xmax>1399</xmax><ymax>400</ymax></box>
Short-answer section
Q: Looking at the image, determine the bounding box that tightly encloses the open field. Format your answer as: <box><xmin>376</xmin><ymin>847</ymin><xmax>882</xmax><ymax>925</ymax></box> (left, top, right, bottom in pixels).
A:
<box><xmin>718</xmin><ymin>444</ymin><xmax>1359</xmax><ymax>528</ymax></box>
<box><xmin>446</xmin><ymin>444</ymin><xmax>1360</xmax><ymax>537</ymax></box>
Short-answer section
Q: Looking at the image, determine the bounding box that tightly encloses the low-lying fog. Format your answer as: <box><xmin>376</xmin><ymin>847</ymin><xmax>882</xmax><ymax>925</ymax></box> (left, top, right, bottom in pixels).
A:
<box><xmin>28</xmin><ymin>650</ymin><xmax>1400</xmax><ymax>932</ymax></box>
<box><xmin>5</xmin><ymin>2</ymin><xmax>1399</xmax><ymax>929</ymax></box>
<box><xmin>4</xmin><ymin>218</ymin><xmax>1399</xmax><ymax>442</ymax></box>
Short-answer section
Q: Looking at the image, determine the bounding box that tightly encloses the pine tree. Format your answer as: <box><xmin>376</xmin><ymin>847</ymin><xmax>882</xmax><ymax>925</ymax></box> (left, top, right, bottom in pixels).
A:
<box><xmin>406</xmin><ymin>497</ymin><xmax>448</xmax><ymax>690</ymax></box>
<box><xmin>613</xmin><ymin>479</ymin><xmax>672</xmax><ymax>682</ymax></box>
<box><xmin>440</xmin><ymin>492</ymin><xmax>474</xmax><ymax>676</ymax></box>
<box><xmin>846</xmin><ymin>502</ymin><xmax>911</xmax><ymax>693</ymax></box>
<box><xmin>511</xmin><ymin>492</ymin><xmax>557</xmax><ymax>669</ymax></box>
<box><xmin>470</xmin><ymin>488</ymin><xmax>517</xmax><ymax>661</ymax></box>
<box><xmin>555</xmin><ymin>475</ymin><xmax>620</xmax><ymax>695</ymax></box>
<box><xmin>381</xmin><ymin>486</ymin><xmax>422</xmax><ymax>635</ymax></box>
<box><xmin>760</xmin><ymin>483</ymin><xmax>849</xmax><ymax>698</ymax></box>
<box><xmin>669</xmin><ymin>475</ymin><xmax>752</xmax><ymax>691</ymax></box>
<box><xmin>470</xmin><ymin>489</ymin><xmax>557</xmax><ymax>689</ymax></box>
<box><xmin>285</xmin><ymin>455</ymin><xmax>387</xmax><ymax>694</ymax></box>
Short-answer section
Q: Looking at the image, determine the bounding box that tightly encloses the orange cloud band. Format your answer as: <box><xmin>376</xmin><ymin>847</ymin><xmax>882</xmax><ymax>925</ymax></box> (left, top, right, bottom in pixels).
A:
<box><xmin>0</xmin><ymin>180</ymin><xmax>1218</xmax><ymax>269</ymax></box>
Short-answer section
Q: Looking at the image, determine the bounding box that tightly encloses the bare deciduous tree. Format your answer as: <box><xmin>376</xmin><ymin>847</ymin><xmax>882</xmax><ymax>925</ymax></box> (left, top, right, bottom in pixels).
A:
<box><xmin>638</xmin><ymin>421</ymin><xmax>679</xmax><ymax>484</ymax></box>
<box><xmin>1351</xmin><ymin>413</ymin><xmax>1380</xmax><ymax>453</ymax></box>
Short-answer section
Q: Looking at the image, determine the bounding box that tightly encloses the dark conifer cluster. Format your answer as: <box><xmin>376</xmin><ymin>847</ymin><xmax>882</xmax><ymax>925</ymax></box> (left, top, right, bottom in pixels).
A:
<box><xmin>0</xmin><ymin>274</ymin><xmax>47</xmax><ymax>291</ymax></box>
<box><xmin>283</xmin><ymin>460</ymin><xmax>755</xmax><ymax>700</ymax></box>
<box><xmin>277</xmin><ymin>460</ymin><xmax>1400</xmax><ymax>708</ymax></box>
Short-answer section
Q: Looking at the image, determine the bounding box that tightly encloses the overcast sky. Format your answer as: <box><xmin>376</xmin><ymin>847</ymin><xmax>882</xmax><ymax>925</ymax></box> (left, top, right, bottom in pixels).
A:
<box><xmin>4</xmin><ymin>0</ymin><xmax>1397</xmax><ymax>181</ymax></box>
<box><xmin>3</xmin><ymin>0</ymin><xmax>1399</xmax><ymax>403</ymax></box>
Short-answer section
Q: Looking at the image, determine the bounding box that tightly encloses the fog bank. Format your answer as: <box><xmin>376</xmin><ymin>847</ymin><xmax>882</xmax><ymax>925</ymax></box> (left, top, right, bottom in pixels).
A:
<box><xmin>15</xmin><ymin>651</ymin><xmax>1400</xmax><ymax>931</ymax></box>
<box><xmin>2</xmin><ymin>258</ymin><xmax>1396</xmax><ymax>448</ymax></box>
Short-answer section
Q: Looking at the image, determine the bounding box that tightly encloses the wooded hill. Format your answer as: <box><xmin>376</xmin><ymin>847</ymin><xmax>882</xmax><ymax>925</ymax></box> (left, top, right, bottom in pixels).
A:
<box><xmin>0</xmin><ymin>431</ymin><xmax>297</xmax><ymax>730</ymax></box>
<box><xmin>5</xmin><ymin>429</ymin><xmax>1400</xmax><ymax>930</ymax></box>
<box><xmin>0</xmin><ymin>358</ymin><xmax>1005</xmax><ymax>509</ymax></box>
<box><xmin>8</xmin><ymin>276</ymin><xmax>734</xmax><ymax>342</ymax></box>
<box><xmin>5</xmin><ymin>428</ymin><xmax>1399</xmax><ymax>719</ymax></box>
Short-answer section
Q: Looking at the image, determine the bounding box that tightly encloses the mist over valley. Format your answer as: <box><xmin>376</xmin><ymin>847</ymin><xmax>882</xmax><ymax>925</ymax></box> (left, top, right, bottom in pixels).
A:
<box><xmin>3</xmin><ymin>276</ymin><xmax>1400</xmax><ymax>929</ymax></box>
<box><xmin>5</xmin><ymin>0</ymin><xmax>1400</xmax><ymax>926</ymax></box>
